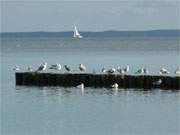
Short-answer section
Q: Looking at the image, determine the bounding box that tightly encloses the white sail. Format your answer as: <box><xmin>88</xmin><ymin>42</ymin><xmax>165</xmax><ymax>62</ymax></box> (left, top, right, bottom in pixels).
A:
<box><xmin>74</xmin><ymin>26</ymin><xmax>80</xmax><ymax>36</ymax></box>
<box><xmin>73</xmin><ymin>26</ymin><xmax>83</xmax><ymax>38</ymax></box>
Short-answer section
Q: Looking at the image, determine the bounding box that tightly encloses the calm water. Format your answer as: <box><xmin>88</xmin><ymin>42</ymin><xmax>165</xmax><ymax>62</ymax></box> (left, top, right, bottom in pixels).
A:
<box><xmin>1</xmin><ymin>37</ymin><xmax>180</xmax><ymax>135</ymax></box>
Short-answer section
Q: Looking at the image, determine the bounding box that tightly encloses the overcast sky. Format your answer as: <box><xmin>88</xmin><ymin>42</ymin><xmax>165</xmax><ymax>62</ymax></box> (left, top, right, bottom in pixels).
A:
<box><xmin>1</xmin><ymin>0</ymin><xmax>180</xmax><ymax>32</ymax></box>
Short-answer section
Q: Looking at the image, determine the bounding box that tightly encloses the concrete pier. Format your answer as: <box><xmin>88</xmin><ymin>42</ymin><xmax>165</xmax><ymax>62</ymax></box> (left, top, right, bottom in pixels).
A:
<box><xmin>15</xmin><ymin>72</ymin><xmax>180</xmax><ymax>90</ymax></box>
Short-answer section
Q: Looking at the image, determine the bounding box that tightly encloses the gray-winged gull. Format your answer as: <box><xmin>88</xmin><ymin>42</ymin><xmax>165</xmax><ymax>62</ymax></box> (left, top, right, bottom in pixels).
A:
<box><xmin>143</xmin><ymin>68</ymin><xmax>149</xmax><ymax>74</ymax></box>
<box><xmin>159</xmin><ymin>68</ymin><xmax>170</xmax><ymax>75</ymax></box>
<box><xmin>64</xmin><ymin>65</ymin><xmax>71</xmax><ymax>72</ymax></box>
<box><xmin>36</xmin><ymin>62</ymin><xmax>47</xmax><ymax>72</ymax></box>
<box><xmin>13</xmin><ymin>65</ymin><xmax>20</xmax><ymax>71</ymax></box>
<box><xmin>106</xmin><ymin>68</ymin><xmax>116</xmax><ymax>74</ymax></box>
<box><xmin>135</xmin><ymin>68</ymin><xmax>144</xmax><ymax>74</ymax></box>
<box><xmin>27</xmin><ymin>66</ymin><xmax>33</xmax><ymax>71</ymax></box>
<box><xmin>124</xmin><ymin>65</ymin><xmax>129</xmax><ymax>74</ymax></box>
<box><xmin>175</xmin><ymin>67</ymin><xmax>180</xmax><ymax>75</ymax></box>
<box><xmin>102</xmin><ymin>67</ymin><xmax>107</xmax><ymax>73</ymax></box>
<box><xmin>79</xmin><ymin>64</ymin><xmax>86</xmax><ymax>72</ymax></box>
<box><xmin>49</xmin><ymin>64</ymin><xmax>61</xmax><ymax>71</ymax></box>
<box><xmin>117</xmin><ymin>66</ymin><xmax>125</xmax><ymax>74</ymax></box>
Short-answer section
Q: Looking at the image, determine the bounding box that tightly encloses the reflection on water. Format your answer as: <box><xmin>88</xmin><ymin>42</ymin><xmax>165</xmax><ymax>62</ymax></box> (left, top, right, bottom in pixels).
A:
<box><xmin>2</xmin><ymin>85</ymin><xmax>179</xmax><ymax>135</ymax></box>
<box><xmin>2</xmin><ymin>37</ymin><xmax>180</xmax><ymax>135</ymax></box>
<box><xmin>15</xmin><ymin>86</ymin><xmax>179</xmax><ymax>101</ymax></box>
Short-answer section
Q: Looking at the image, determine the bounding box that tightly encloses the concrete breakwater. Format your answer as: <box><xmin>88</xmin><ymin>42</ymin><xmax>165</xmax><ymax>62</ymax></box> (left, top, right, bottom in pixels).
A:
<box><xmin>15</xmin><ymin>72</ymin><xmax>180</xmax><ymax>90</ymax></box>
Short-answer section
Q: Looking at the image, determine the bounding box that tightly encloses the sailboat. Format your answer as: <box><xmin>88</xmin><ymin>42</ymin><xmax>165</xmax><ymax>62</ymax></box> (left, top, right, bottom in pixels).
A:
<box><xmin>73</xmin><ymin>25</ymin><xmax>83</xmax><ymax>38</ymax></box>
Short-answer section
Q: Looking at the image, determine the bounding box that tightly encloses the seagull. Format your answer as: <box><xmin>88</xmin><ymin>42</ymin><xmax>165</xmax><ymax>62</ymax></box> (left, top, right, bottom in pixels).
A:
<box><xmin>13</xmin><ymin>65</ymin><xmax>20</xmax><ymax>71</ymax></box>
<box><xmin>175</xmin><ymin>67</ymin><xmax>180</xmax><ymax>75</ymax></box>
<box><xmin>79</xmin><ymin>64</ymin><xmax>86</xmax><ymax>72</ymax></box>
<box><xmin>153</xmin><ymin>79</ymin><xmax>162</xmax><ymax>86</ymax></box>
<box><xmin>36</xmin><ymin>62</ymin><xmax>47</xmax><ymax>72</ymax></box>
<box><xmin>106</xmin><ymin>68</ymin><xmax>116</xmax><ymax>74</ymax></box>
<box><xmin>143</xmin><ymin>68</ymin><xmax>149</xmax><ymax>74</ymax></box>
<box><xmin>49</xmin><ymin>64</ymin><xmax>61</xmax><ymax>71</ymax></box>
<box><xmin>27</xmin><ymin>66</ymin><xmax>33</xmax><ymax>71</ymax></box>
<box><xmin>111</xmin><ymin>83</ymin><xmax>118</xmax><ymax>89</ymax></box>
<box><xmin>159</xmin><ymin>68</ymin><xmax>170</xmax><ymax>75</ymax></box>
<box><xmin>117</xmin><ymin>66</ymin><xmax>125</xmax><ymax>74</ymax></box>
<box><xmin>77</xmin><ymin>83</ymin><xmax>84</xmax><ymax>89</ymax></box>
<box><xmin>102</xmin><ymin>67</ymin><xmax>107</xmax><ymax>73</ymax></box>
<box><xmin>135</xmin><ymin>68</ymin><xmax>144</xmax><ymax>74</ymax></box>
<box><xmin>64</xmin><ymin>65</ymin><xmax>71</xmax><ymax>72</ymax></box>
<box><xmin>124</xmin><ymin>65</ymin><xmax>129</xmax><ymax>74</ymax></box>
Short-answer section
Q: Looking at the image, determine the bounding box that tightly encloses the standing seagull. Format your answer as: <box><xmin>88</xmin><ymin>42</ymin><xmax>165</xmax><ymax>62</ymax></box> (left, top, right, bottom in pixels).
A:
<box><xmin>64</xmin><ymin>65</ymin><xmax>71</xmax><ymax>72</ymax></box>
<box><xmin>49</xmin><ymin>64</ymin><xmax>61</xmax><ymax>71</ymax></box>
<box><xmin>102</xmin><ymin>67</ymin><xmax>107</xmax><ymax>73</ymax></box>
<box><xmin>135</xmin><ymin>68</ymin><xmax>144</xmax><ymax>75</ymax></box>
<box><xmin>143</xmin><ymin>68</ymin><xmax>149</xmax><ymax>74</ymax></box>
<box><xmin>79</xmin><ymin>64</ymin><xmax>86</xmax><ymax>72</ymax></box>
<box><xmin>36</xmin><ymin>62</ymin><xmax>47</xmax><ymax>72</ymax></box>
<box><xmin>124</xmin><ymin>65</ymin><xmax>129</xmax><ymax>74</ymax></box>
<box><xmin>27</xmin><ymin>66</ymin><xmax>33</xmax><ymax>71</ymax></box>
<box><xmin>159</xmin><ymin>68</ymin><xmax>170</xmax><ymax>75</ymax></box>
<box><xmin>175</xmin><ymin>67</ymin><xmax>180</xmax><ymax>75</ymax></box>
<box><xmin>106</xmin><ymin>68</ymin><xmax>116</xmax><ymax>74</ymax></box>
<box><xmin>117</xmin><ymin>66</ymin><xmax>125</xmax><ymax>74</ymax></box>
<box><xmin>13</xmin><ymin>65</ymin><xmax>20</xmax><ymax>71</ymax></box>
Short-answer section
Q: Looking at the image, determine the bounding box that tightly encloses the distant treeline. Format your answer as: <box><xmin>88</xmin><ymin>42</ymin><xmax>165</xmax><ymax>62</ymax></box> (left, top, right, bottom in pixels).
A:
<box><xmin>1</xmin><ymin>30</ymin><xmax>179</xmax><ymax>37</ymax></box>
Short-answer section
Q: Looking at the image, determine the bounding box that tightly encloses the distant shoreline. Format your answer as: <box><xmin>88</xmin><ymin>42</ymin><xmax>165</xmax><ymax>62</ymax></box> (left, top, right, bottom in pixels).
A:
<box><xmin>1</xmin><ymin>29</ymin><xmax>179</xmax><ymax>37</ymax></box>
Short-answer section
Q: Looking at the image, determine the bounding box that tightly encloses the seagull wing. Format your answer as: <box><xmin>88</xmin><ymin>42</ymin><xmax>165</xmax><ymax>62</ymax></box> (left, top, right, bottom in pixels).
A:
<box><xmin>37</xmin><ymin>65</ymin><xmax>44</xmax><ymax>71</ymax></box>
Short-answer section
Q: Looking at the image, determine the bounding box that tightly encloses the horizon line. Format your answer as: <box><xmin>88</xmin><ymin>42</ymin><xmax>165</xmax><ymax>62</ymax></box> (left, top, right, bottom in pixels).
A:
<box><xmin>1</xmin><ymin>29</ymin><xmax>180</xmax><ymax>33</ymax></box>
